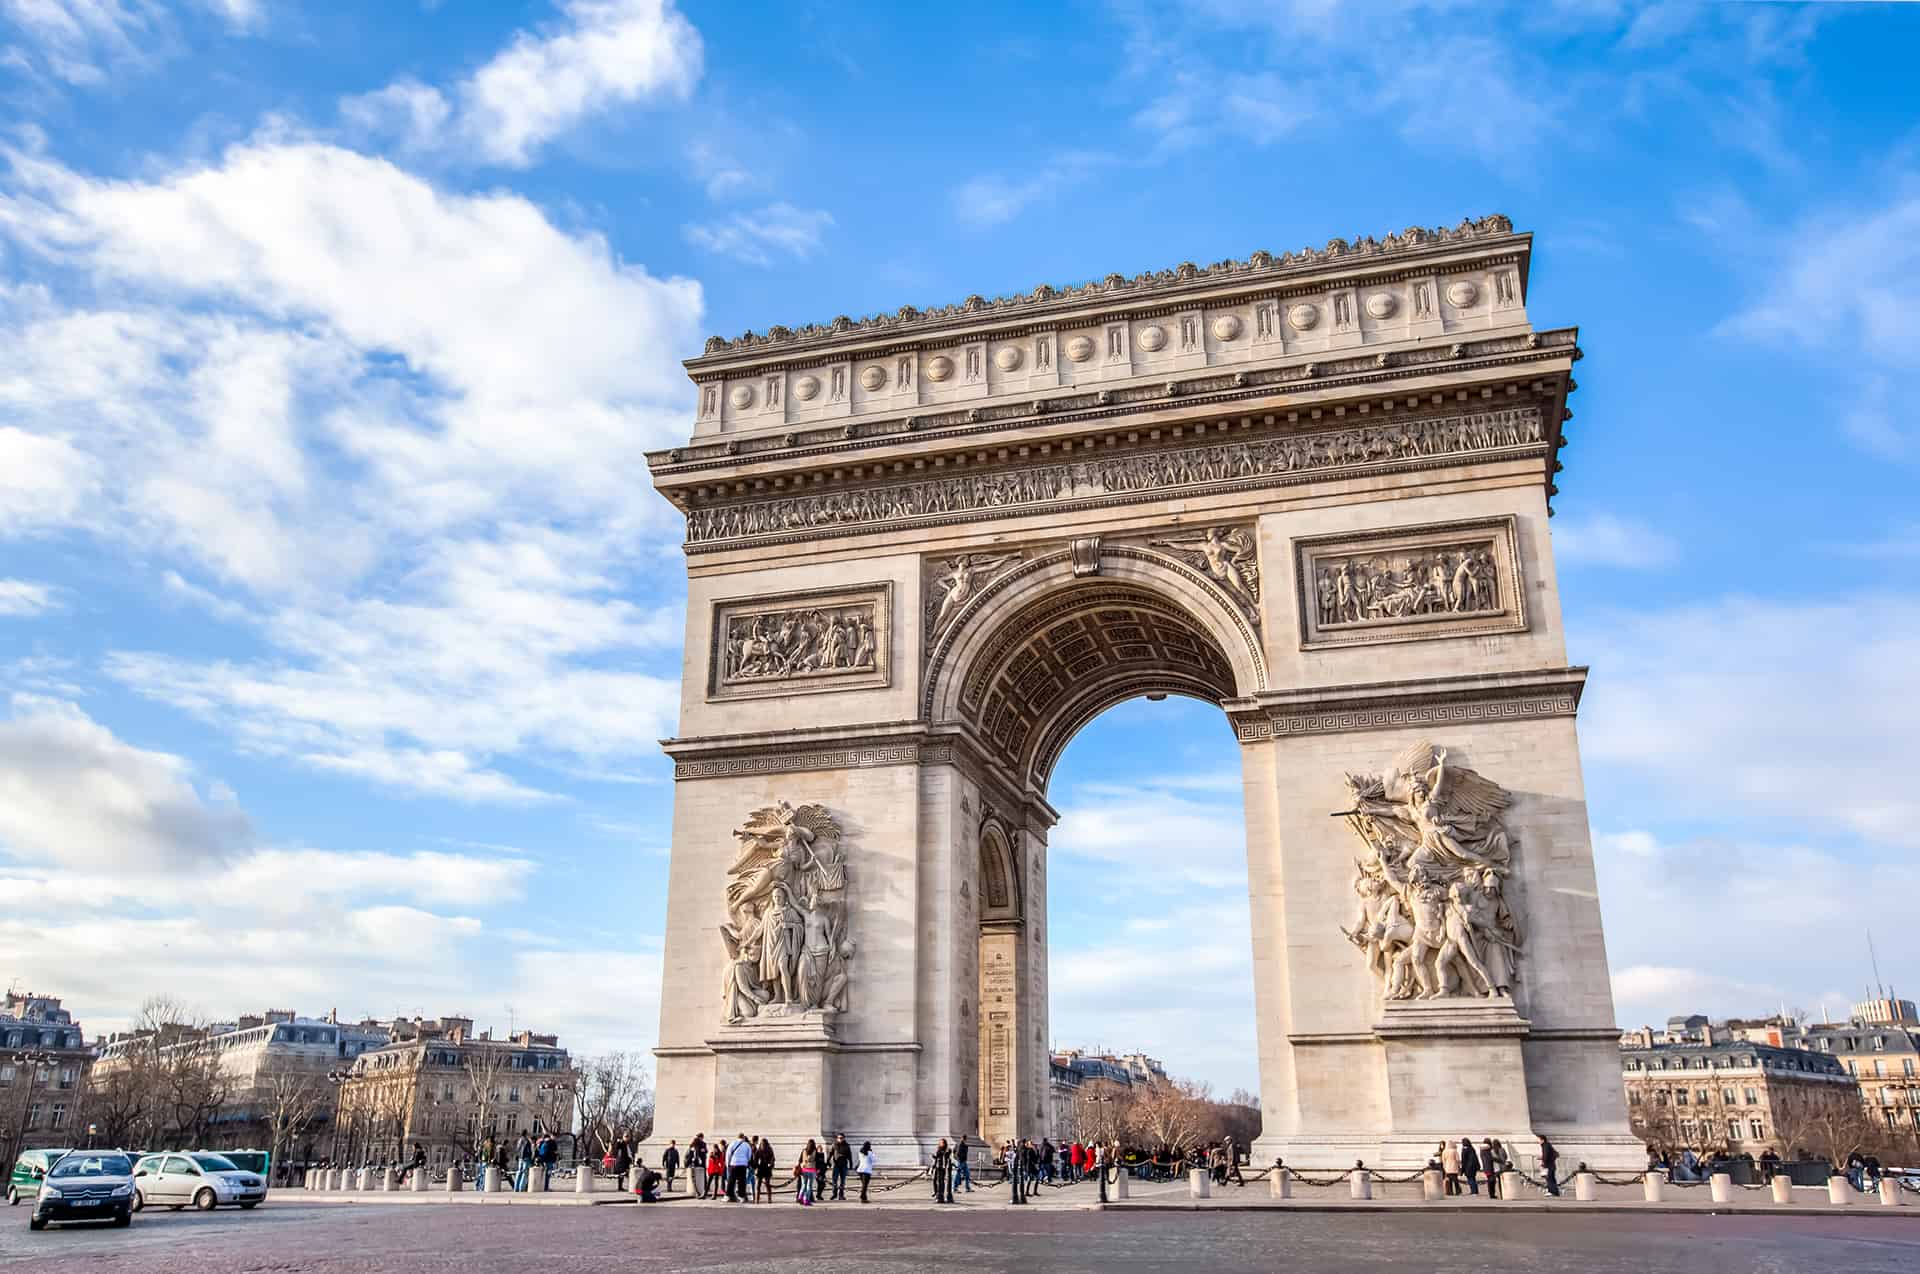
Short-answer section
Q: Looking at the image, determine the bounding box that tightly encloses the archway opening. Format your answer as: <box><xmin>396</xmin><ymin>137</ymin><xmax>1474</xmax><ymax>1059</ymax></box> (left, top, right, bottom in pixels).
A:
<box><xmin>1040</xmin><ymin>695</ymin><xmax>1261</xmax><ymax>1156</ymax></box>
<box><xmin>945</xmin><ymin>565</ymin><xmax>1265</xmax><ymax>1156</ymax></box>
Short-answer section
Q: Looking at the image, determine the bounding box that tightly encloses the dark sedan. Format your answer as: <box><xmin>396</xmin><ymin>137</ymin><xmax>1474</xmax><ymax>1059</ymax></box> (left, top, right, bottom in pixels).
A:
<box><xmin>28</xmin><ymin>1151</ymin><xmax>136</xmax><ymax>1231</ymax></box>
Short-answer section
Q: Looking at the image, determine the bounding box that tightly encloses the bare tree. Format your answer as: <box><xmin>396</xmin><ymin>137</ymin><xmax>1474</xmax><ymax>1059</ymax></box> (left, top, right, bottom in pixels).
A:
<box><xmin>573</xmin><ymin>1054</ymin><xmax>654</xmax><ymax>1162</ymax></box>
<box><xmin>462</xmin><ymin>1047</ymin><xmax>510</xmax><ymax>1160</ymax></box>
<box><xmin>1128</xmin><ymin>1078</ymin><xmax>1213</xmax><ymax>1154</ymax></box>
<box><xmin>77</xmin><ymin>1064</ymin><xmax>150</xmax><ymax>1151</ymax></box>
<box><xmin>260</xmin><ymin>1067</ymin><xmax>329</xmax><ymax>1170</ymax></box>
<box><xmin>1072</xmin><ymin>1079</ymin><xmax>1135</xmax><ymax>1147</ymax></box>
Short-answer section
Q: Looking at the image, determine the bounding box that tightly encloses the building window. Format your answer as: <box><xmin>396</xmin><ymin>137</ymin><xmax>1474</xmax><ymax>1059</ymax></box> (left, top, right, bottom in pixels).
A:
<box><xmin>1873</xmin><ymin>1061</ymin><xmax>1885</xmax><ymax>1078</ymax></box>
<box><xmin>508</xmin><ymin>1086</ymin><xmax>521</xmax><ymax>1104</ymax></box>
<box><xmin>1727</xmin><ymin>1120</ymin><xmax>1740</xmax><ymax>1141</ymax></box>
<box><xmin>1628</xmin><ymin>1090</ymin><xmax>1641</xmax><ymax>1105</ymax></box>
<box><xmin>1680</xmin><ymin>1120</ymin><xmax>1696</xmax><ymax>1141</ymax></box>
<box><xmin>1695</xmin><ymin>1089</ymin><xmax>1709</xmax><ymax>1105</ymax></box>
<box><xmin>1886</xmin><ymin>1110</ymin><xmax>1900</xmax><ymax>1130</ymax></box>
<box><xmin>51</xmin><ymin>1103</ymin><xmax>67</xmax><ymax>1129</ymax></box>
<box><xmin>1744</xmin><ymin>1087</ymin><xmax>1758</xmax><ymax>1104</ymax></box>
<box><xmin>0</xmin><ymin>1064</ymin><xmax>13</xmax><ymax>1085</ymax></box>
<box><xmin>1750</xmin><ymin>1120</ymin><xmax>1764</xmax><ymax>1140</ymax></box>
<box><xmin>1847</xmin><ymin>1061</ymin><xmax>1857</xmax><ymax>1076</ymax></box>
<box><xmin>1874</xmin><ymin>1036</ymin><xmax>1886</xmax><ymax>1050</ymax></box>
<box><xmin>26</xmin><ymin>1103</ymin><xmax>42</xmax><ymax>1128</ymax></box>
<box><xmin>1676</xmin><ymin>1090</ymin><xmax>1688</xmax><ymax>1106</ymax></box>
<box><xmin>1721</xmin><ymin>1088</ymin><xmax>1736</xmax><ymax>1104</ymax></box>
<box><xmin>1905</xmin><ymin>1059</ymin><xmax>1916</xmax><ymax>1078</ymax></box>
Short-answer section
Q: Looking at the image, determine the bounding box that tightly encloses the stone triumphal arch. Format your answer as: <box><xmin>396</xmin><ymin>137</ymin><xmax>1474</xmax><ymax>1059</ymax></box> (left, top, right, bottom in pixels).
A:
<box><xmin>645</xmin><ymin>216</ymin><xmax>1640</xmax><ymax>1169</ymax></box>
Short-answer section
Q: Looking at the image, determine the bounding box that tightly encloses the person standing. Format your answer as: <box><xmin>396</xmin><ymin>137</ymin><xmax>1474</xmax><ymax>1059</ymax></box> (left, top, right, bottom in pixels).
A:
<box><xmin>705</xmin><ymin>1140</ymin><xmax>724</xmax><ymax>1200</ymax></box>
<box><xmin>754</xmin><ymin>1136</ymin><xmax>775</xmax><ymax>1202</ymax></box>
<box><xmin>514</xmin><ymin>1131</ymin><xmax>534</xmax><ymax>1192</ymax></box>
<box><xmin>1458</xmin><ymin>1137</ymin><xmax>1480</xmax><ymax>1196</ymax></box>
<box><xmin>613</xmin><ymin>1136</ymin><xmax>632</xmax><ymax>1190</ymax></box>
<box><xmin>795</xmin><ymin>1139</ymin><xmax>819</xmax><ymax>1205</ymax></box>
<box><xmin>953</xmin><ymin>1133</ymin><xmax>974</xmax><ymax>1193</ymax></box>
<box><xmin>857</xmin><ymin>1141</ymin><xmax>875</xmax><ymax>1203</ymax></box>
<box><xmin>538</xmin><ymin>1132</ymin><xmax>557</xmax><ymax>1190</ymax></box>
<box><xmin>1440</xmin><ymin>1139</ymin><xmax>1460</xmax><ymax>1195</ymax></box>
<box><xmin>1537</xmin><ymin>1135</ymin><xmax>1561</xmax><ymax>1197</ymax></box>
<box><xmin>728</xmin><ymin>1132</ymin><xmax>754</xmax><ymax>1202</ymax></box>
<box><xmin>662</xmin><ymin>1139</ymin><xmax>681</xmax><ymax>1194</ymax></box>
<box><xmin>931</xmin><ymin>1138</ymin><xmax>954</xmax><ymax>1202</ymax></box>
<box><xmin>1481</xmin><ymin>1138</ymin><xmax>1499</xmax><ymax>1198</ymax></box>
<box><xmin>687</xmin><ymin>1134</ymin><xmax>706</xmax><ymax>1198</ymax></box>
<box><xmin>829</xmin><ymin>1134</ymin><xmax>852</xmax><ymax>1201</ymax></box>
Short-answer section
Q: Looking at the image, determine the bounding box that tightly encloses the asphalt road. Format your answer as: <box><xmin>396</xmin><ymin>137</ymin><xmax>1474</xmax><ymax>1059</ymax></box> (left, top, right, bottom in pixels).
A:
<box><xmin>3</xmin><ymin>1201</ymin><xmax>1919</xmax><ymax>1272</ymax></box>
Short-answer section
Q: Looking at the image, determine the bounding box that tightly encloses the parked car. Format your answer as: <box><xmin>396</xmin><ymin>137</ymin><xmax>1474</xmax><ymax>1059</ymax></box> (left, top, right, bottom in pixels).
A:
<box><xmin>27</xmin><ymin>1151</ymin><xmax>136</xmax><ymax>1231</ymax></box>
<box><xmin>7</xmin><ymin>1148</ymin><xmax>73</xmax><ymax>1207</ymax></box>
<box><xmin>132</xmin><ymin>1152</ymin><xmax>267</xmax><ymax>1212</ymax></box>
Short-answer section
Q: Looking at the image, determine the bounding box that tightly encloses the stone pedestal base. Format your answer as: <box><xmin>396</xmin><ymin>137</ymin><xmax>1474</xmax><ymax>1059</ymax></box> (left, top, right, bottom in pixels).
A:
<box><xmin>707</xmin><ymin>1011</ymin><xmax>839</xmax><ymax>1141</ymax></box>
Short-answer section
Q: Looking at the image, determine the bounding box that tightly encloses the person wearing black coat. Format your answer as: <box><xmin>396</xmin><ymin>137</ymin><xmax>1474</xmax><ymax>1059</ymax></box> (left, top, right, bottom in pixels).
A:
<box><xmin>1459</xmin><ymin>1138</ymin><xmax>1481</xmax><ymax>1196</ymax></box>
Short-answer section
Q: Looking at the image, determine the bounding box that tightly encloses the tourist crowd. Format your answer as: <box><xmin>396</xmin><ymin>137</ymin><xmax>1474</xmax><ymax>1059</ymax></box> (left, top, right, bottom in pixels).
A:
<box><xmin>1430</xmin><ymin>1134</ymin><xmax>1561</xmax><ymax>1197</ymax></box>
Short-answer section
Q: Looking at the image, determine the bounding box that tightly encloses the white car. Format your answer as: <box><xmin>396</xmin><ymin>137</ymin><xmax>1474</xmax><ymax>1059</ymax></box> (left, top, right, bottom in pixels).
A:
<box><xmin>131</xmin><ymin>1153</ymin><xmax>267</xmax><ymax>1212</ymax></box>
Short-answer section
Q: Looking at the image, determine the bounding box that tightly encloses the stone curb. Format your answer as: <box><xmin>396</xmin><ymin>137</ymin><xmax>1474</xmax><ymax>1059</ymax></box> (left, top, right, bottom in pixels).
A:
<box><xmin>292</xmin><ymin>1193</ymin><xmax>640</xmax><ymax>1206</ymax></box>
<box><xmin>1095</xmin><ymin>1201</ymin><xmax>1920</xmax><ymax>1219</ymax></box>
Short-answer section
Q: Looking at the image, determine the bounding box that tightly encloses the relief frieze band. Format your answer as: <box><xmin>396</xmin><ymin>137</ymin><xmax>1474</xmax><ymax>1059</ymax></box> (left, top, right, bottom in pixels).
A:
<box><xmin>708</xmin><ymin>583</ymin><xmax>890</xmax><ymax>701</ymax></box>
<box><xmin>684</xmin><ymin>406</ymin><xmax>1545</xmax><ymax>548</ymax></box>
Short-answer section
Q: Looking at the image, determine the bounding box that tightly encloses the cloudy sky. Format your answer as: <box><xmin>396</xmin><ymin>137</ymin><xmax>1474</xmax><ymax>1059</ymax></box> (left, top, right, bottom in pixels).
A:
<box><xmin>0</xmin><ymin>1</ymin><xmax>1915</xmax><ymax>1098</ymax></box>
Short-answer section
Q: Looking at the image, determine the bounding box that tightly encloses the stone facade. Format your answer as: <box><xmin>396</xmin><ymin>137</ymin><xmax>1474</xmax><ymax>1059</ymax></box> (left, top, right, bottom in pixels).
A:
<box><xmin>644</xmin><ymin>216</ymin><xmax>1641</xmax><ymax>1169</ymax></box>
<box><xmin>0</xmin><ymin>992</ymin><xmax>90</xmax><ymax>1165</ymax></box>
<box><xmin>332</xmin><ymin>1020</ymin><xmax>574</xmax><ymax>1168</ymax></box>
<box><xmin>1619</xmin><ymin>1025</ymin><xmax>1858</xmax><ymax>1158</ymax></box>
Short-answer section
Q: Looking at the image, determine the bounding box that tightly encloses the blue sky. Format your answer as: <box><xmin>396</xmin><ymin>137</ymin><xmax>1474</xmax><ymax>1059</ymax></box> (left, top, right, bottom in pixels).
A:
<box><xmin>0</xmin><ymin>1</ymin><xmax>1916</xmax><ymax>1098</ymax></box>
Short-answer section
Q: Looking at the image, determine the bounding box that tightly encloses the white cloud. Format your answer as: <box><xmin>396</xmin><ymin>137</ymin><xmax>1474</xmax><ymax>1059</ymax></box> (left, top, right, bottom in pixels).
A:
<box><xmin>682</xmin><ymin>202</ymin><xmax>833</xmax><ymax>266</ymax></box>
<box><xmin>1596</xmin><ymin>828</ymin><xmax>1919</xmax><ymax>1030</ymax></box>
<box><xmin>1</xmin><ymin>0</ymin><xmax>159</xmax><ymax>85</ymax></box>
<box><xmin>1052</xmin><ymin>778</ymin><xmax>1249</xmax><ymax>890</ymax></box>
<box><xmin>1578</xmin><ymin>595</ymin><xmax>1920</xmax><ymax>849</ymax></box>
<box><xmin>0</xmin><ymin>139</ymin><xmax>696</xmax><ymax>799</ymax></box>
<box><xmin>0</xmin><ymin>578</ymin><xmax>59</xmax><ymax>615</ymax></box>
<box><xmin>0</xmin><ymin>693</ymin><xmax>250</xmax><ymax>870</ymax></box>
<box><xmin>195</xmin><ymin>0</ymin><xmax>263</xmax><ymax>31</ymax></box>
<box><xmin>1550</xmin><ymin>512</ymin><xmax>1678</xmax><ymax>569</ymax></box>
<box><xmin>686</xmin><ymin>140</ymin><xmax>752</xmax><ymax>199</ymax></box>
<box><xmin>952</xmin><ymin>173</ymin><xmax>1056</xmax><ymax>231</ymax></box>
<box><xmin>342</xmin><ymin>0</ymin><xmax>704</xmax><ymax>167</ymax></box>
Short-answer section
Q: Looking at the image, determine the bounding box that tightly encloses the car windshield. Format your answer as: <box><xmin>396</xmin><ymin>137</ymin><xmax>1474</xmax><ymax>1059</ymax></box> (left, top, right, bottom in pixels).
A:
<box><xmin>192</xmin><ymin>1154</ymin><xmax>240</xmax><ymax>1173</ymax></box>
<box><xmin>50</xmin><ymin>1155</ymin><xmax>133</xmax><ymax>1179</ymax></box>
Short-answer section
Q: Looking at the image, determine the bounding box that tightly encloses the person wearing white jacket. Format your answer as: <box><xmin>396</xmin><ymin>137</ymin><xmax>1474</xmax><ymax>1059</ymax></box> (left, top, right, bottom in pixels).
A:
<box><xmin>857</xmin><ymin>1143</ymin><xmax>876</xmax><ymax>1203</ymax></box>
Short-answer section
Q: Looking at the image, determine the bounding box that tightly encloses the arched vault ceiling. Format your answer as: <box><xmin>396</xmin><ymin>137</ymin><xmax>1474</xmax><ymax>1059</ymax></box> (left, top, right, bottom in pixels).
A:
<box><xmin>959</xmin><ymin>584</ymin><xmax>1236</xmax><ymax>788</ymax></box>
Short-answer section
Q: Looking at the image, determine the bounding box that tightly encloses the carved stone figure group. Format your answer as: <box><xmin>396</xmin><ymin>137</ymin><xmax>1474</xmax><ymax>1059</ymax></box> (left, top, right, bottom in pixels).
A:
<box><xmin>721</xmin><ymin>803</ymin><xmax>856</xmax><ymax>1023</ymax></box>
<box><xmin>1338</xmin><ymin>742</ymin><xmax>1524</xmax><ymax>1001</ymax></box>
<box><xmin>1316</xmin><ymin>543</ymin><xmax>1500</xmax><ymax>627</ymax></box>
<box><xmin>928</xmin><ymin>552</ymin><xmax>1022</xmax><ymax>636</ymax></box>
<box><xmin>1149</xmin><ymin>526</ymin><xmax>1260</xmax><ymax>612</ymax></box>
<box><xmin>685</xmin><ymin>408</ymin><xmax>1545</xmax><ymax>544</ymax></box>
<box><xmin>722</xmin><ymin>606</ymin><xmax>876</xmax><ymax>683</ymax></box>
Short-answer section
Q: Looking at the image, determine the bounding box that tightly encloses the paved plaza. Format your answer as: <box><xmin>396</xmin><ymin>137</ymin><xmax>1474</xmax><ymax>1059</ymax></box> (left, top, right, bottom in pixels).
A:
<box><xmin>4</xmin><ymin>1195</ymin><xmax>1918</xmax><ymax>1273</ymax></box>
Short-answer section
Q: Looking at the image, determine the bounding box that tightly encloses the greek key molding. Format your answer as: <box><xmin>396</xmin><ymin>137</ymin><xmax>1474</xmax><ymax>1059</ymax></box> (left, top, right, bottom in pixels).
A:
<box><xmin>684</xmin><ymin>406</ymin><xmax>1545</xmax><ymax>550</ymax></box>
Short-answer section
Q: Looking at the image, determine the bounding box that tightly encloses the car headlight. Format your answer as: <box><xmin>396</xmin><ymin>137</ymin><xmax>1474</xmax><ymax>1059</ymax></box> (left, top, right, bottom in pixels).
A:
<box><xmin>111</xmin><ymin>1183</ymin><xmax>133</xmax><ymax>1197</ymax></box>
<box><xmin>37</xmin><ymin>1186</ymin><xmax>62</xmax><ymax>1201</ymax></box>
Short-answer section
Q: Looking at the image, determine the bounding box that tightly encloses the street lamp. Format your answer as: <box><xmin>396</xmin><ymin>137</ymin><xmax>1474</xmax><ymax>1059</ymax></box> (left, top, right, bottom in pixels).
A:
<box><xmin>325</xmin><ymin>1068</ymin><xmax>354</xmax><ymax>1166</ymax></box>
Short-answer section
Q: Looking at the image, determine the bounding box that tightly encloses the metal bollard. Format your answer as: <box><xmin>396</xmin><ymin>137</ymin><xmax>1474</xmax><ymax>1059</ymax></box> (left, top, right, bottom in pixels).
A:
<box><xmin>1189</xmin><ymin>1168</ymin><xmax>1212</xmax><ymax>1199</ymax></box>
<box><xmin>1642</xmin><ymin>1172</ymin><xmax>1664</xmax><ymax>1203</ymax></box>
<box><xmin>1422</xmin><ymin>1168</ymin><xmax>1444</xmax><ymax>1200</ymax></box>
<box><xmin>1110</xmin><ymin>1168</ymin><xmax>1128</xmax><ymax>1200</ymax></box>
<box><xmin>448</xmin><ymin>1167</ymin><xmax>464</xmax><ymax>1192</ymax></box>
<box><xmin>533</xmin><ymin>1164</ymin><xmax>549</xmax><ymax>1193</ymax></box>
<box><xmin>485</xmin><ymin>1164</ymin><xmax>504</xmax><ymax>1193</ymax></box>
<box><xmin>1827</xmin><ymin>1176</ymin><xmax>1851</xmax><ymax>1206</ymax></box>
<box><xmin>1499</xmin><ymin>1170</ymin><xmax>1521</xmax><ymax>1200</ymax></box>
<box><xmin>1770</xmin><ymin>1175</ymin><xmax>1792</xmax><ymax>1204</ymax></box>
<box><xmin>1709</xmin><ymin>1172</ymin><xmax>1733</xmax><ymax>1204</ymax></box>
<box><xmin>1574</xmin><ymin>1172</ymin><xmax>1596</xmax><ymax>1202</ymax></box>
<box><xmin>1350</xmin><ymin>1167</ymin><xmax>1372</xmax><ymax>1200</ymax></box>
<box><xmin>381</xmin><ymin>1167</ymin><xmax>398</xmax><ymax>1192</ymax></box>
<box><xmin>1270</xmin><ymin>1167</ymin><xmax>1292</xmax><ymax>1200</ymax></box>
<box><xmin>411</xmin><ymin>1169</ymin><xmax>429</xmax><ymax>1192</ymax></box>
<box><xmin>1880</xmin><ymin>1179</ymin><xmax>1904</xmax><ymax>1207</ymax></box>
<box><xmin>576</xmin><ymin>1167</ymin><xmax>595</xmax><ymax>1194</ymax></box>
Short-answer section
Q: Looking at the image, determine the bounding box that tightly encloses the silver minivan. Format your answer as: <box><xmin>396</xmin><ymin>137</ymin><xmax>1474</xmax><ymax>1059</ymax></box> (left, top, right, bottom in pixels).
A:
<box><xmin>132</xmin><ymin>1153</ymin><xmax>266</xmax><ymax>1212</ymax></box>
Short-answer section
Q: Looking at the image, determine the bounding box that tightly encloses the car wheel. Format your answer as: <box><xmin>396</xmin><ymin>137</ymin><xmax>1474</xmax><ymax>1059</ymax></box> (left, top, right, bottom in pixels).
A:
<box><xmin>193</xmin><ymin>1188</ymin><xmax>217</xmax><ymax>1211</ymax></box>
<box><xmin>131</xmin><ymin>1190</ymin><xmax>146</xmax><ymax>1213</ymax></box>
<box><xmin>112</xmin><ymin>1210</ymin><xmax>132</xmax><ymax>1227</ymax></box>
<box><xmin>28</xmin><ymin>1215</ymin><xmax>47</xmax><ymax>1232</ymax></box>
<box><xmin>5</xmin><ymin>1187</ymin><xmax>16</xmax><ymax>1206</ymax></box>
<box><xmin>239</xmin><ymin>1201</ymin><xmax>259</xmax><ymax>1210</ymax></box>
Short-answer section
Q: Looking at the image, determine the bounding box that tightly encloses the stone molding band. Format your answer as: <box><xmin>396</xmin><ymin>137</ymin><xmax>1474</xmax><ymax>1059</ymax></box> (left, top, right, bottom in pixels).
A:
<box><xmin>1228</xmin><ymin>669</ymin><xmax>1587</xmax><ymax>742</ymax></box>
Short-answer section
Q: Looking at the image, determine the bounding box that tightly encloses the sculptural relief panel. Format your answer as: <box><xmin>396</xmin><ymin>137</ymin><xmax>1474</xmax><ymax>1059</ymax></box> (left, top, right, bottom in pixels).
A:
<box><xmin>1293</xmin><ymin>516</ymin><xmax>1527</xmax><ymax>649</ymax></box>
<box><xmin>708</xmin><ymin>583</ymin><xmax>890</xmax><ymax>700</ymax></box>
<box><xmin>1337</xmin><ymin>741</ymin><xmax>1524</xmax><ymax>1004</ymax></box>
<box><xmin>720</xmin><ymin>802</ymin><xmax>855</xmax><ymax>1024</ymax></box>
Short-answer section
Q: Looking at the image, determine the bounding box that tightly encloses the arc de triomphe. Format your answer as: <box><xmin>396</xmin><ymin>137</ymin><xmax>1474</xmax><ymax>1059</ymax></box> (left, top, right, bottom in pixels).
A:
<box><xmin>644</xmin><ymin>215</ymin><xmax>1640</xmax><ymax>1170</ymax></box>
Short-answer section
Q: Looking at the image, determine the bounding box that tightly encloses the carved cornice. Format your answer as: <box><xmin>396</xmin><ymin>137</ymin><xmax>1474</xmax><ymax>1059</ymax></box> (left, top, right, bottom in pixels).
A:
<box><xmin>691</xmin><ymin>215</ymin><xmax>1519</xmax><ymax>360</ymax></box>
<box><xmin>1228</xmin><ymin>668</ymin><xmax>1586</xmax><ymax>742</ymax></box>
